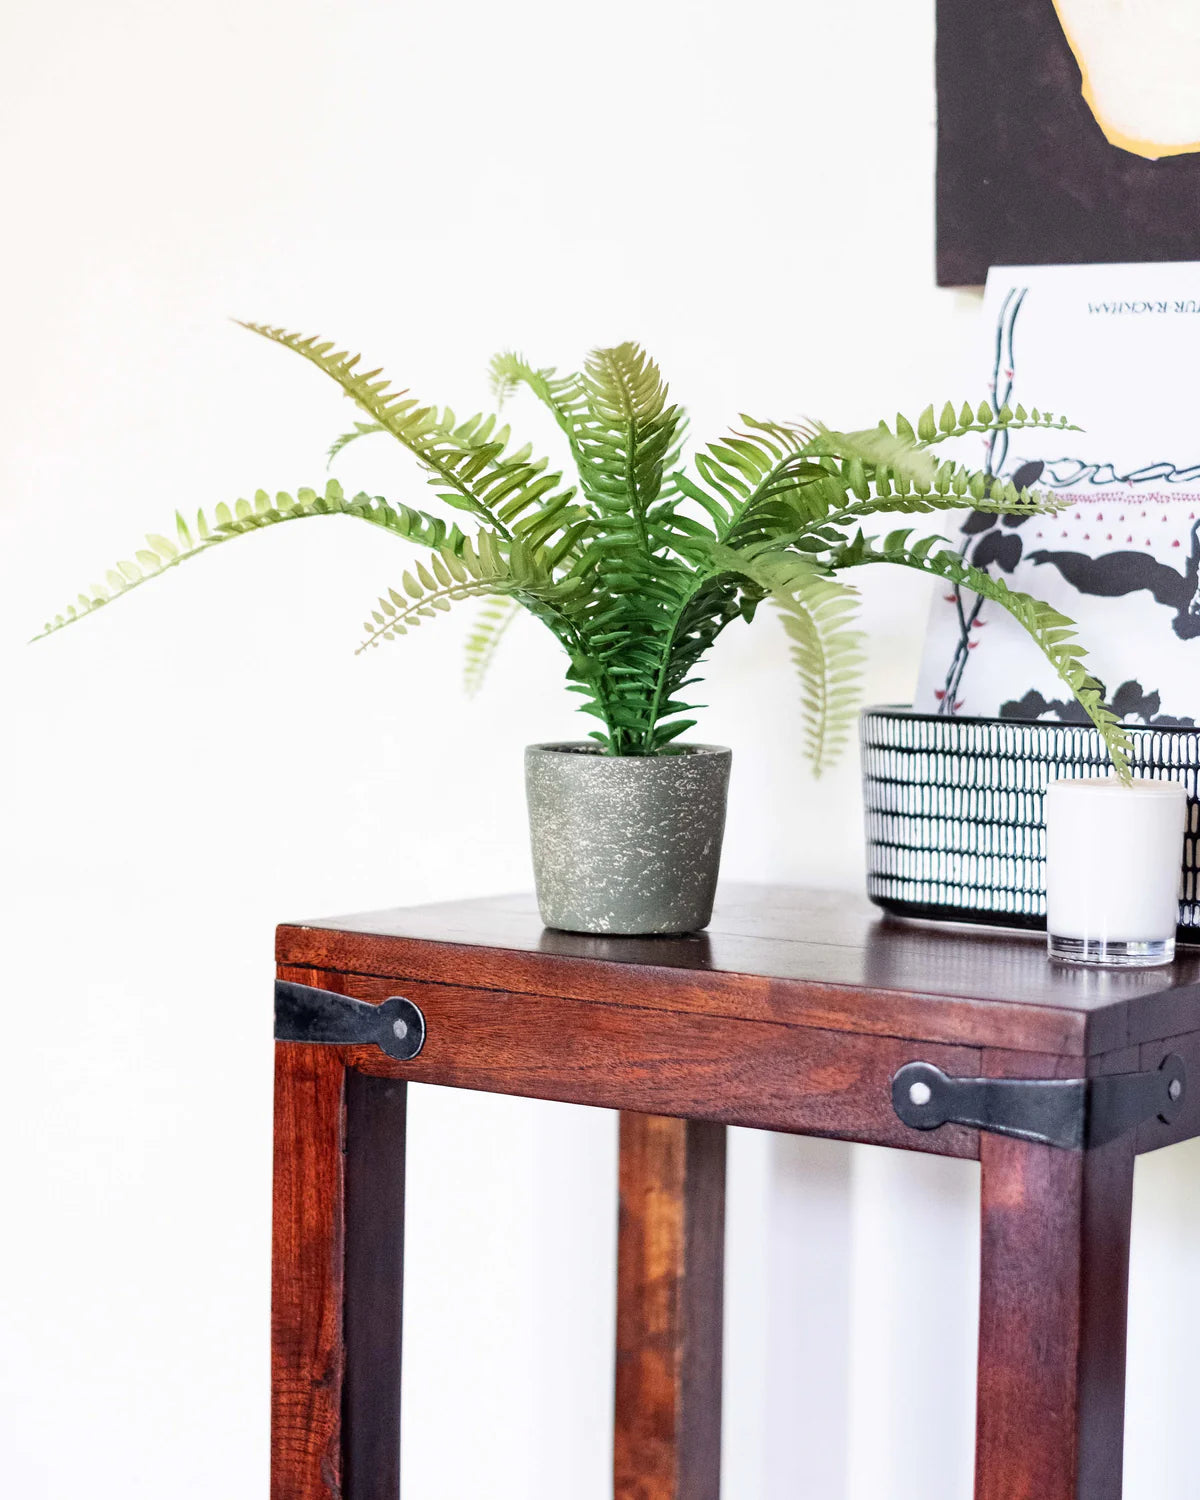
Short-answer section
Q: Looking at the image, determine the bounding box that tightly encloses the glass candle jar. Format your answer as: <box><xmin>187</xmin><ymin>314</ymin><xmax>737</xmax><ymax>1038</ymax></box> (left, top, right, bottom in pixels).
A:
<box><xmin>1045</xmin><ymin>776</ymin><xmax>1188</xmax><ymax>967</ymax></box>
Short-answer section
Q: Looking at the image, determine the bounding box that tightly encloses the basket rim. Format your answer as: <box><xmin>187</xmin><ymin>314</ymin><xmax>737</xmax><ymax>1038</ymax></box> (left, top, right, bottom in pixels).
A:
<box><xmin>860</xmin><ymin>704</ymin><xmax>1200</xmax><ymax>738</ymax></box>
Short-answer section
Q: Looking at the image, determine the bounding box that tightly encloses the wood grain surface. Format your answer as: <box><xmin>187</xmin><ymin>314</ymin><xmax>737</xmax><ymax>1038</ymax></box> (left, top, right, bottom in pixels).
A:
<box><xmin>289</xmin><ymin>969</ymin><xmax>982</xmax><ymax>1159</ymax></box>
<box><xmin>974</xmin><ymin>1050</ymin><xmax>1137</xmax><ymax>1500</ymax></box>
<box><xmin>342</xmin><ymin>1071</ymin><xmax>407</xmax><ymax>1500</ymax></box>
<box><xmin>277</xmin><ymin>886</ymin><xmax>1200</xmax><ymax>1057</ymax></box>
<box><xmin>272</xmin><ymin>1043</ymin><xmax>347</xmax><ymax>1500</ymax></box>
<box><xmin>614</xmin><ymin>1114</ymin><xmax>725</xmax><ymax>1500</ymax></box>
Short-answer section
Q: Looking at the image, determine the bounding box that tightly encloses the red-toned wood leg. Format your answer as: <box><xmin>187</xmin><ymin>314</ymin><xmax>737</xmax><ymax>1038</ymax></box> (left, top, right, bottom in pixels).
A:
<box><xmin>974</xmin><ymin>1134</ymin><xmax>1136</xmax><ymax>1500</ymax></box>
<box><xmin>343</xmin><ymin>1070</ymin><xmax>408</xmax><ymax>1499</ymax></box>
<box><xmin>272</xmin><ymin>1045</ymin><xmax>407</xmax><ymax>1500</ymax></box>
<box><xmin>272</xmin><ymin>1043</ymin><xmax>348</xmax><ymax>1500</ymax></box>
<box><xmin>614</xmin><ymin>1113</ymin><xmax>726</xmax><ymax>1500</ymax></box>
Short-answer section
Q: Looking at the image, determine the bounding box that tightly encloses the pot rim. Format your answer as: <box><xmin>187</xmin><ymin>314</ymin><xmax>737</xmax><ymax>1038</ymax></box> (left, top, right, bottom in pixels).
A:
<box><xmin>526</xmin><ymin>740</ymin><xmax>731</xmax><ymax>759</ymax></box>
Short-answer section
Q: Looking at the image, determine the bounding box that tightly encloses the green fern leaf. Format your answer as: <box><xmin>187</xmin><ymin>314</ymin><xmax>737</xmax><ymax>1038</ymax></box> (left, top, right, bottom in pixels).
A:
<box><xmin>489</xmin><ymin>352</ymin><xmax>587</xmax><ymax>437</ymax></box>
<box><xmin>33</xmin><ymin>481</ymin><xmax>470</xmax><ymax>641</ymax></box>
<box><xmin>36</xmin><ymin>331</ymin><xmax>1114</xmax><ymax>781</ymax></box>
<box><xmin>706</xmin><ymin>547</ymin><xmax>865</xmax><ymax>775</ymax></box>
<box><xmin>895</xmin><ymin>401</ymin><xmax>1082</xmax><ymax>446</ymax></box>
<box><xmin>239</xmin><ymin>323</ymin><xmax>586</xmax><ymax>553</ymax></box>
<box><xmin>773</xmin><ymin>576</ymin><xmax>865</xmax><ymax>777</ymax></box>
<box><xmin>828</xmin><ymin>532</ymin><xmax>1132</xmax><ymax>779</ymax></box>
<box><xmin>327</xmin><ymin>422</ymin><xmax>387</xmax><ymax>466</ymax></box>
<box><xmin>577</xmin><ymin>342</ymin><xmax>685</xmax><ymax>534</ymax></box>
<box><xmin>463</xmin><ymin>595</ymin><xmax>521</xmax><ymax>696</ymax></box>
<box><xmin>356</xmin><ymin>533</ymin><xmax>579</xmax><ymax>654</ymax></box>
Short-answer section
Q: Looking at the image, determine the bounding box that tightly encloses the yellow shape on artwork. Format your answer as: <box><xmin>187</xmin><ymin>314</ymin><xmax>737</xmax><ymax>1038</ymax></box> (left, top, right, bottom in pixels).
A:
<box><xmin>1053</xmin><ymin>0</ymin><xmax>1200</xmax><ymax>159</ymax></box>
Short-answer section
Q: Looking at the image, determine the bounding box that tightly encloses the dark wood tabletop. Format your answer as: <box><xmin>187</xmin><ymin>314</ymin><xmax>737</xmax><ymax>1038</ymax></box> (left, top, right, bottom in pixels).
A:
<box><xmin>278</xmin><ymin>882</ymin><xmax>1200</xmax><ymax>1058</ymax></box>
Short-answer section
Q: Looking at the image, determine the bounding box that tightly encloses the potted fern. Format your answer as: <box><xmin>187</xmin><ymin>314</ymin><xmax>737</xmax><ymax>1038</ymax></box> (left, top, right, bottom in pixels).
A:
<box><xmin>37</xmin><ymin>328</ymin><xmax>1131</xmax><ymax>934</ymax></box>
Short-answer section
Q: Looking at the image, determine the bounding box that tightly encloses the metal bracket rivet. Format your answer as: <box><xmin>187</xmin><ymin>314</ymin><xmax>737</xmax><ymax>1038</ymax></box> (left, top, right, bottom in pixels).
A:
<box><xmin>892</xmin><ymin>1054</ymin><xmax>1186</xmax><ymax>1151</ymax></box>
<box><xmin>274</xmin><ymin>980</ymin><xmax>426</xmax><ymax>1061</ymax></box>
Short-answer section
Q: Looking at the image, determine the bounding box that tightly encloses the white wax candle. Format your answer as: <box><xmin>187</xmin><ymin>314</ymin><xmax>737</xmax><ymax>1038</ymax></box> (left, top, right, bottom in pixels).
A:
<box><xmin>1045</xmin><ymin>776</ymin><xmax>1187</xmax><ymax>966</ymax></box>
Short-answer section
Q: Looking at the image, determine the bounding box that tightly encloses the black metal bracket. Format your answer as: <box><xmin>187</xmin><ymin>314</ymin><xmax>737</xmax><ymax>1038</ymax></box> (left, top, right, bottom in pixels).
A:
<box><xmin>892</xmin><ymin>1054</ymin><xmax>1186</xmax><ymax>1150</ymax></box>
<box><xmin>274</xmin><ymin>979</ymin><xmax>426</xmax><ymax>1062</ymax></box>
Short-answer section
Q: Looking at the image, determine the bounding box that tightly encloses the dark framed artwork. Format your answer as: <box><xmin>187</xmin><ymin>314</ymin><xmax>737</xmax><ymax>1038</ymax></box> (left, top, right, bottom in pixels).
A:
<box><xmin>937</xmin><ymin>0</ymin><xmax>1200</xmax><ymax>285</ymax></box>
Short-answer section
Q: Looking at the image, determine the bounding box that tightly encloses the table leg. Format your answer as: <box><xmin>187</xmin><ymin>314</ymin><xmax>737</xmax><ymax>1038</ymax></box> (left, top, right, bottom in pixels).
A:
<box><xmin>343</xmin><ymin>1069</ymin><xmax>408</xmax><ymax>1499</ymax></box>
<box><xmin>271</xmin><ymin>1044</ymin><xmax>407</xmax><ymax>1500</ymax></box>
<box><xmin>975</xmin><ymin>1133</ymin><xmax>1136</xmax><ymax>1500</ymax></box>
<box><xmin>614</xmin><ymin>1113</ymin><xmax>726</xmax><ymax>1500</ymax></box>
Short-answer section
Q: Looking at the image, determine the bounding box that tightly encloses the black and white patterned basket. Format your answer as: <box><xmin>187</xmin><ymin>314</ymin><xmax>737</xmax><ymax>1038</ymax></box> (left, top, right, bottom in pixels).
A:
<box><xmin>860</xmin><ymin>706</ymin><xmax>1200</xmax><ymax>941</ymax></box>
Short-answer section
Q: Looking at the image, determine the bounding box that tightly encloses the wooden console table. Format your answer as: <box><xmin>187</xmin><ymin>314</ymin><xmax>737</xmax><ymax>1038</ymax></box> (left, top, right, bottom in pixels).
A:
<box><xmin>272</xmin><ymin>885</ymin><xmax>1200</xmax><ymax>1500</ymax></box>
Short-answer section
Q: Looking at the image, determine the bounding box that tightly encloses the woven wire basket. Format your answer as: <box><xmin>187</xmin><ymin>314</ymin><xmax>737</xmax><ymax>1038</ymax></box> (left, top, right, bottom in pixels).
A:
<box><xmin>860</xmin><ymin>706</ymin><xmax>1200</xmax><ymax>940</ymax></box>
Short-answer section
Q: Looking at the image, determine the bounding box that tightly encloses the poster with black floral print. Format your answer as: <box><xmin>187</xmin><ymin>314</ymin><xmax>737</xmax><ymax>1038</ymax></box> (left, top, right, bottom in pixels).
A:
<box><xmin>914</xmin><ymin>263</ymin><xmax>1200</xmax><ymax>728</ymax></box>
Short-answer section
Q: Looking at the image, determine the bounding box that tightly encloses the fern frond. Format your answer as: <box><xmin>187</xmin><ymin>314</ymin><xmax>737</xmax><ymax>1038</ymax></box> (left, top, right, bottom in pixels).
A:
<box><xmin>358</xmin><ymin>532</ymin><xmax>511</xmax><ymax>652</ymax></box>
<box><xmin>489</xmin><ymin>353</ymin><xmax>587</xmax><ymax>435</ymax></box>
<box><xmin>34</xmin><ymin>481</ymin><xmax>469</xmax><ymax>640</ymax></box>
<box><xmin>626</xmin><ymin>569</ymin><xmax>752</xmax><ymax>754</ymax></box>
<box><xmin>239</xmin><ymin>323</ymin><xmax>587</xmax><ymax>552</ymax></box>
<box><xmin>828</xmin><ymin>528</ymin><xmax>1132</xmax><ymax>779</ymax></box>
<box><xmin>695</xmin><ymin>545</ymin><xmax>863</xmax><ymax>774</ymax></box>
<box><xmin>463</xmin><ymin>595</ymin><xmax>520</xmax><ymax>696</ymax></box>
<box><xmin>37</xmin><ymin>331</ymin><xmax>1113</xmax><ymax>782</ymax></box>
<box><xmin>541</xmin><ymin>342</ymin><xmax>695</xmax><ymax>754</ymax></box>
<box><xmin>729</xmin><ymin>477</ymin><xmax>1067</xmax><ymax>567</ymax></box>
<box><xmin>690</xmin><ymin>415</ymin><xmax>1064</xmax><ymax>568</ymax></box>
<box><xmin>327</xmin><ymin>422</ymin><xmax>386</xmax><ymax>466</ymax></box>
<box><xmin>813</xmin><ymin>424</ymin><xmax>938</xmax><ymax>490</ymax></box>
<box><xmin>776</xmin><ymin>584</ymin><xmax>865</xmax><ymax>777</ymax></box>
<box><xmin>577</xmin><ymin>343</ymin><xmax>685</xmax><ymax>537</ymax></box>
<box><xmin>898</xmin><ymin>401</ymin><xmax>1081</xmax><ymax>447</ymax></box>
<box><xmin>755</xmin><ymin>555</ymin><xmax>864</xmax><ymax>776</ymax></box>
<box><xmin>357</xmin><ymin>533</ymin><xmax>578</xmax><ymax>654</ymax></box>
<box><xmin>683</xmin><ymin>419</ymin><xmax>844</xmax><ymax>551</ymax></box>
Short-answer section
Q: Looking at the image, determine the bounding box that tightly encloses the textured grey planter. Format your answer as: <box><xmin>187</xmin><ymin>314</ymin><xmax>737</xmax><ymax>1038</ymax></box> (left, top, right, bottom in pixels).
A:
<box><xmin>525</xmin><ymin>742</ymin><xmax>732</xmax><ymax>935</ymax></box>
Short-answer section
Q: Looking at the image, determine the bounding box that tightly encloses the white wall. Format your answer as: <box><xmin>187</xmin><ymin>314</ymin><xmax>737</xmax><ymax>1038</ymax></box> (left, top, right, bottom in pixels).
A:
<box><xmin>4</xmin><ymin>2</ymin><xmax>1200</xmax><ymax>1496</ymax></box>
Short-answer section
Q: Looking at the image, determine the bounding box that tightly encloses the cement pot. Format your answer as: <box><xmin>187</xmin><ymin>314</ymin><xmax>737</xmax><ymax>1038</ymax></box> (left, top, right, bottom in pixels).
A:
<box><xmin>525</xmin><ymin>741</ymin><xmax>732</xmax><ymax>935</ymax></box>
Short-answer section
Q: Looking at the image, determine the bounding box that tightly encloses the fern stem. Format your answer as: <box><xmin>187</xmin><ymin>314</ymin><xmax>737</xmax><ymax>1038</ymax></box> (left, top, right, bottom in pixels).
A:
<box><xmin>637</xmin><ymin>569</ymin><xmax>729</xmax><ymax>753</ymax></box>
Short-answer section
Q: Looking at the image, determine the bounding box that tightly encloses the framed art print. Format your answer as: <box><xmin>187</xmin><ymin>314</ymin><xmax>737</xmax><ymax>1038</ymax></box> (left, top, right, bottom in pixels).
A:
<box><xmin>914</xmin><ymin>262</ymin><xmax>1200</xmax><ymax>726</ymax></box>
<box><xmin>937</xmin><ymin>1</ymin><xmax>1200</xmax><ymax>285</ymax></box>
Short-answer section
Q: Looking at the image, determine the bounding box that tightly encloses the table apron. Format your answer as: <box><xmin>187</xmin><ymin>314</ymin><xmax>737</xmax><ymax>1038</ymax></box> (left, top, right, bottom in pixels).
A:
<box><xmin>277</xmin><ymin>965</ymin><xmax>982</xmax><ymax>1158</ymax></box>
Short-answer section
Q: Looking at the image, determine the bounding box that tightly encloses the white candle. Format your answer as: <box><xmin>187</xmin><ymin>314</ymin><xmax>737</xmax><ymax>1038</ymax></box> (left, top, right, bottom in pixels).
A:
<box><xmin>1045</xmin><ymin>776</ymin><xmax>1187</xmax><ymax>967</ymax></box>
